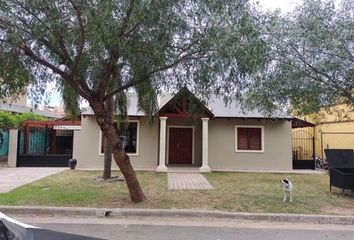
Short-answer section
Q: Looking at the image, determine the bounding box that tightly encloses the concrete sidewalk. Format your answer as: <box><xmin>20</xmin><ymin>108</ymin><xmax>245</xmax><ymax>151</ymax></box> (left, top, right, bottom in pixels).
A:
<box><xmin>0</xmin><ymin>206</ymin><xmax>353</xmax><ymax>225</ymax></box>
<box><xmin>0</xmin><ymin>167</ymin><xmax>67</xmax><ymax>193</ymax></box>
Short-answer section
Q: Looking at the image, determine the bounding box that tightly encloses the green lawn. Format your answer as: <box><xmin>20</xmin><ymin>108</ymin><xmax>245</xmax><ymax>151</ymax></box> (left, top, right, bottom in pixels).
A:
<box><xmin>0</xmin><ymin>171</ymin><xmax>353</xmax><ymax>215</ymax></box>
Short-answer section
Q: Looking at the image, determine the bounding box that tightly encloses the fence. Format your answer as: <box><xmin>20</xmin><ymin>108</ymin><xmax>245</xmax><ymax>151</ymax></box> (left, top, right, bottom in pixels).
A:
<box><xmin>16</xmin><ymin>121</ymin><xmax>80</xmax><ymax>167</ymax></box>
<box><xmin>0</xmin><ymin>130</ymin><xmax>9</xmax><ymax>157</ymax></box>
<box><xmin>292</xmin><ymin>129</ymin><xmax>315</xmax><ymax>169</ymax></box>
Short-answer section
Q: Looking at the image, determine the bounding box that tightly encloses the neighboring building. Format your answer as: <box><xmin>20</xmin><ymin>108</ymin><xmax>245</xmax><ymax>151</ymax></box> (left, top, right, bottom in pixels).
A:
<box><xmin>72</xmin><ymin>88</ymin><xmax>293</xmax><ymax>171</ymax></box>
<box><xmin>295</xmin><ymin>104</ymin><xmax>354</xmax><ymax>160</ymax></box>
<box><xmin>1</xmin><ymin>93</ymin><xmax>28</xmax><ymax>163</ymax></box>
<box><xmin>0</xmin><ymin>103</ymin><xmax>63</xmax><ymax>119</ymax></box>
<box><xmin>2</xmin><ymin>92</ymin><xmax>28</xmax><ymax>106</ymax></box>
<box><xmin>1</xmin><ymin>92</ymin><xmax>64</xmax><ymax>166</ymax></box>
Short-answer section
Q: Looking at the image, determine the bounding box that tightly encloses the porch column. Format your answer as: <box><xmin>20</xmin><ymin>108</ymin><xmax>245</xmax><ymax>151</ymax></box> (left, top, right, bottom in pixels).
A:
<box><xmin>156</xmin><ymin>116</ymin><xmax>168</xmax><ymax>172</ymax></box>
<box><xmin>200</xmin><ymin>117</ymin><xmax>211</xmax><ymax>172</ymax></box>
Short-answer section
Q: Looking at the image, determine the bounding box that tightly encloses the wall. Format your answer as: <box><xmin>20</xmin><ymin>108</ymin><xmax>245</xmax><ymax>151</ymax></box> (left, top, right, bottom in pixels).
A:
<box><xmin>7</xmin><ymin>130</ymin><xmax>18</xmax><ymax>167</ymax></box>
<box><xmin>208</xmin><ymin>118</ymin><xmax>292</xmax><ymax>171</ymax></box>
<box><xmin>315</xmin><ymin>122</ymin><xmax>354</xmax><ymax>159</ymax></box>
<box><xmin>73</xmin><ymin>116</ymin><xmax>159</xmax><ymax>170</ymax></box>
<box><xmin>73</xmin><ymin>116</ymin><xmax>293</xmax><ymax>171</ymax></box>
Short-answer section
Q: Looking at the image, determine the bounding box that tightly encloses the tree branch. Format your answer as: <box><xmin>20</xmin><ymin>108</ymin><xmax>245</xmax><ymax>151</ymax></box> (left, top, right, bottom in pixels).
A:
<box><xmin>68</xmin><ymin>0</ymin><xmax>85</xmax><ymax>71</ymax></box>
<box><xmin>119</xmin><ymin>3</ymin><xmax>133</xmax><ymax>37</ymax></box>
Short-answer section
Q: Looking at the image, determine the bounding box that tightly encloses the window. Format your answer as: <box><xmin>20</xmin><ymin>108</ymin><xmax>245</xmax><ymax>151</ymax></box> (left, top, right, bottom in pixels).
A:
<box><xmin>235</xmin><ymin>126</ymin><xmax>264</xmax><ymax>152</ymax></box>
<box><xmin>100</xmin><ymin>121</ymin><xmax>139</xmax><ymax>155</ymax></box>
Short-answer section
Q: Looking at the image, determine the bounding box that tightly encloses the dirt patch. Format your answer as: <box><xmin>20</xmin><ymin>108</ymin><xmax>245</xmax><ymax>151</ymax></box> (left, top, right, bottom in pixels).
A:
<box><xmin>92</xmin><ymin>175</ymin><xmax>125</xmax><ymax>182</ymax></box>
<box><xmin>321</xmin><ymin>205</ymin><xmax>354</xmax><ymax>215</ymax></box>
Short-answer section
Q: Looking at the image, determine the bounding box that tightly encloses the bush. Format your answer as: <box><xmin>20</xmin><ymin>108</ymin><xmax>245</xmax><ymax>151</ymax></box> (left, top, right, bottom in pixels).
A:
<box><xmin>0</xmin><ymin>111</ymin><xmax>18</xmax><ymax>129</ymax></box>
<box><xmin>0</xmin><ymin>111</ymin><xmax>47</xmax><ymax>130</ymax></box>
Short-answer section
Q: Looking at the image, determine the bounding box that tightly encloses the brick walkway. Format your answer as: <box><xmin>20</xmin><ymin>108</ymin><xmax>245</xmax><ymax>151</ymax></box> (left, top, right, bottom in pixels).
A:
<box><xmin>167</xmin><ymin>173</ymin><xmax>213</xmax><ymax>190</ymax></box>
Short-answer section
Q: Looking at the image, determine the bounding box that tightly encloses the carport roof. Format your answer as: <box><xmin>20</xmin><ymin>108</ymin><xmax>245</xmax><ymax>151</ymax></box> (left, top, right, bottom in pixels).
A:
<box><xmin>291</xmin><ymin>117</ymin><xmax>315</xmax><ymax>128</ymax></box>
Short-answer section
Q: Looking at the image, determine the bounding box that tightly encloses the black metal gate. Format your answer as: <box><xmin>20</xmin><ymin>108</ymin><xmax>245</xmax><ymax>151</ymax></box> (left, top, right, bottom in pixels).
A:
<box><xmin>292</xmin><ymin>129</ymin><xmax>315</xmax><ymax>169</ymax></box>
<box><xmin>17</xmin><ymin>124</ymin><xmax>74</xmax><ymax>167</ymax></box>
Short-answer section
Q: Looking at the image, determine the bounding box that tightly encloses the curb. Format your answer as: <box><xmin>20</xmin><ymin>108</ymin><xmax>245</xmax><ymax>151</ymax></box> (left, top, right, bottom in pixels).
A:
<box><xmin>1</xmin><ymin>206</ymin><xmax>353</xmax><ymax>225</ymax></box>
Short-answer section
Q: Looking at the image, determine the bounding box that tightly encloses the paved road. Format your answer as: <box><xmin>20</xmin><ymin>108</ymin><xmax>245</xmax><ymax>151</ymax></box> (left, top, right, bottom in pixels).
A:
<box><xmin>12</xmin><ymin>215</ymin><xmax>354</xmax><ymax>240</ymax></box>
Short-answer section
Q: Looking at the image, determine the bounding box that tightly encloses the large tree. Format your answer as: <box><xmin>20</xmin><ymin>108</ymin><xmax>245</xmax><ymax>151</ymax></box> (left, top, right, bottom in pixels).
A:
<box><xmin>246</xmin><ymin>0</ymin><xmax>354</xmax><ymax>115</ymax></box>
<box><xmin>0</xmin><ymin>0</ymin><xmax>266</xmax><ymax>202</ymax></box>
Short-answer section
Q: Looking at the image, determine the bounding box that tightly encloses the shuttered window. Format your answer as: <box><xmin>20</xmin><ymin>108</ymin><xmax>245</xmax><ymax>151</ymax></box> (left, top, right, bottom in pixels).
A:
<box><xmin>236</xmin><ymin>127</ymin><xmax>262</xmax><ymax>151</ymax></box>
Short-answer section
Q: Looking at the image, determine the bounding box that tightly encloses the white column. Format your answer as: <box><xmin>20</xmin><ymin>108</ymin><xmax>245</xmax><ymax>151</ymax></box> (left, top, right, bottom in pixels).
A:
<box><xmin>7</xmin><ymin>130</ymin><xmax>18</xmax><ymax>167</ymax></box>
<box><xmin>156</xmin><ymin>117</ymin><xmax>168</xmax><ymax>172</ymax></box>
<box><xmin>200</xmin><ymin>118</ymin><xmax>211</xmax><ymax>172</ymax></box>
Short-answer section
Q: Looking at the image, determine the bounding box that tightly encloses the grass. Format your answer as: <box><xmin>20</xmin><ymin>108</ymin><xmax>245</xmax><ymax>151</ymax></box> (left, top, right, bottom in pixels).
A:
<box><xmin>0</xmin><ymin>170</ymin><xmax>353</xmax><ymax>215</ymax></box>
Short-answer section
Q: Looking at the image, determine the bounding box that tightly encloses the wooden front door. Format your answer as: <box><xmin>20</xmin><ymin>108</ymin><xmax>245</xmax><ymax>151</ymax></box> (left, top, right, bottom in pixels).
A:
<box><xmin>168</xmin><ymin>127</ymin><xmax>193</xmax><ymax>164</ymax></box>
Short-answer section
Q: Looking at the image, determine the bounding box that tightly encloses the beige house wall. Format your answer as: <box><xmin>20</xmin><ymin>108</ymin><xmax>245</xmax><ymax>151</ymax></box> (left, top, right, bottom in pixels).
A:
<box><xmin>208</xmin><ymin>119</ymin><xmax>292</xmax><ymax>171</ymax></box>
<box><xmin>73</xmin><ymin>116</ymin><xmax>158</xmax><ymax>170</ymax></box>
<box><xmin>74</xmin><ymin>116</ymin><xmax>292</xmax><ymax>171</ymax></box>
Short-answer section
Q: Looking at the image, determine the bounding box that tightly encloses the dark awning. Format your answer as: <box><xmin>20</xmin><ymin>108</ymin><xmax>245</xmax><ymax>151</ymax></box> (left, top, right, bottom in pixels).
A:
<box><xmin>292</xmin><ymin>117</ymin><xmax>315</xmax><ymax>128</ymax></box>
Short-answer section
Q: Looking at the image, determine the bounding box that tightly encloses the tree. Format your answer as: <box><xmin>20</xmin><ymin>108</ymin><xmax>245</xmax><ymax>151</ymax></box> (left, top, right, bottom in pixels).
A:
<box><xmin>0</xmin><ymin>0</ymin><xmax>266</xmax><ymax>202</ymax></box>
<box><xmin>102</xmin><ymin>96</ymin><xmax>113</xmax><ymax>180</ymax></box>
<box><xmin>246</xmin><ymin>0</ymin><xmax>354</xmax><ymax>115</ymax></box>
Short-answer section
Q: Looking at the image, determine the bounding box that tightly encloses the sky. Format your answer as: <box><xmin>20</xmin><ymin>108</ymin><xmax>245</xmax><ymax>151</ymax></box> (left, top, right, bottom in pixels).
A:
<box><xmin>254</xmin><ymin>0</ymin><xmax>299</xmax><ymax>13</ymax></box>
<box><xmin>46</xmin><ymin>0</ymin><xmax>301</xmax><ymax>107</ymax></box>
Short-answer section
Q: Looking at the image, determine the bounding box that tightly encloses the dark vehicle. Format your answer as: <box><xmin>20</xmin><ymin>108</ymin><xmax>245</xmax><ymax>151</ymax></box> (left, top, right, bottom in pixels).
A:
<box><xmin>0</xmin><ymin>212</ymin><xmax>105</xmax><ymax>240</ymax></box>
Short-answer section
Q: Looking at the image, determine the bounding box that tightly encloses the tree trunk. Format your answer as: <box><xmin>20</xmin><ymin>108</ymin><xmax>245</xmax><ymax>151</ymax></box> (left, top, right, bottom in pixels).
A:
<box><xmin>102</xmin><ymin>97</ymin><xmax>114</xmax><ymax>180</ymax></box>
<box><xmin>90</xmin><ymin>101</ymin><xmax>146</xmax><ymax>203</ymax></box>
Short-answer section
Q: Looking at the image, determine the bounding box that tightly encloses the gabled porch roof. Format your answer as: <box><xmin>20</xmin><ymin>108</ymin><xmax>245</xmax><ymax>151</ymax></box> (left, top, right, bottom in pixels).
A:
<box><xmin>157</xmin><ymin>88</ymin><xmax>214</xmax><ymax>119</ymax></box>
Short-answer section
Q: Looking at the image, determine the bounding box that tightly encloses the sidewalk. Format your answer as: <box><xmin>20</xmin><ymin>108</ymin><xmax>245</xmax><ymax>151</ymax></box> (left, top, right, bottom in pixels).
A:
<box><xmin>0</xmin><ymin>167</ymin><xmax>67</xmax><ymax>193</ymax></box>
<box><xmin>0</xmin><ymin>206</ymin><xmax>353</xmax><ymax>225</ymax></box>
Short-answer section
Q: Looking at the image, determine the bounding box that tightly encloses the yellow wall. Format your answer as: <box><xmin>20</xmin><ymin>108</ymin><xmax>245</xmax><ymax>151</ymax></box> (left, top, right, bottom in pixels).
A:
<box><xmin>293</xmin><ymin>104</ymin><xmax>354</xmax><ymax>160</ymax></box>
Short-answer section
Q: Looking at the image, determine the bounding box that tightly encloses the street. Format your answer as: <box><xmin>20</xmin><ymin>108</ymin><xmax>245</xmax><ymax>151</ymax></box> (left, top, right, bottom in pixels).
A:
<box><xmin>10</xmin><ymin>215</ymin><xmax>354</xmax><ymax>240</ymax></box>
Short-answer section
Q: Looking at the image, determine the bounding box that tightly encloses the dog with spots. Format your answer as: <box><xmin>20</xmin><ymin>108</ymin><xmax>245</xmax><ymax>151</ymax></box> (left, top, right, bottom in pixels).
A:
<box><xmin>280</xmin><ymin>176</ymin><xmax>293</xmax><ymax>202</ymax></box>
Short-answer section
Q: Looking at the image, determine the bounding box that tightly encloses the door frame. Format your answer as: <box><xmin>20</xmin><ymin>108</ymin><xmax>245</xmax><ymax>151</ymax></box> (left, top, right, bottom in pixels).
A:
<box><xmin>167</xmin><ymin>125</ymin><xmax>195</xmax><ymax>165</ymax></box>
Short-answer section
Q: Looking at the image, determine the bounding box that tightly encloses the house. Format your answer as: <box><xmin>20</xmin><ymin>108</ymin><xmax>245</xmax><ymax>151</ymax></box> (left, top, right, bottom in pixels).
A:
<box><xmin>72</xmin><ymin>89</ymin><xmax>294</xmax><ymax>172</ymax></box>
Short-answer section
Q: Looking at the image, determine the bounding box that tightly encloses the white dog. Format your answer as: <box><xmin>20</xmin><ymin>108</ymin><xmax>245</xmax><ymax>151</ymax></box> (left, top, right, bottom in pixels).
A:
<box><xmin>280</xmin><ymin>176</ymin><xmax>293</xmax><ymax>202</ymax></box>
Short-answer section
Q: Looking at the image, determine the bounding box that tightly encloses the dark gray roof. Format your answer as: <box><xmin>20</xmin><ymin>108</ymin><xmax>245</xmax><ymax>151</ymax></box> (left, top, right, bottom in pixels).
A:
<box><xmin>82</xmin><ymin>95</ymin><xmax>146</xmax><ymax>116</ymax></box>
<box><xmin>82</xmin><ymin>94</ymin><xmax>291</xmax><ymax>119</ymax></box>
<box><xmin>207</xmin><ymin>96</ymin><xmax>290</xmax><ymax>119</ymax></box>
<box><xmin>0</xmin><ymin>103</ymin><xmax>63</xmax><ymax>119</ymax></box>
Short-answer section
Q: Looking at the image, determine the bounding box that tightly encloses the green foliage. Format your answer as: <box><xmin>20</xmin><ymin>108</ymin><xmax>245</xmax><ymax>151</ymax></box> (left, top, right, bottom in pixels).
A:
<box><xmin>0</xmin><ymin>47</ymin><xmax>33</xmax><ymax>101</ymax></box>
<box><xmin>0</xmin><ymin>0</ymin><xmax>267</xmax><ymax>115</ymax></box>
<box><xmin>15</xmin><ymin>112</ymin><xmax>46</xmax><ymax>126</ymax></box>
<box><xmin>246</xmin><ymin>0</ymin><xmax>354</xmax><ymax>115</ymax></box>
<box><xmin>0</xmin><ymin>111</ymin><xmax>17</xmax><ymax>130</ymax></box>
<box><xmin>60</xmin><ymin>83</ymin><xmax>80</xmax><ymax>118</ymax></box>
<box><xmin>0</xmin><ymin>111</ymin><xmax>46</xmax><ymax>130</ymax></box>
